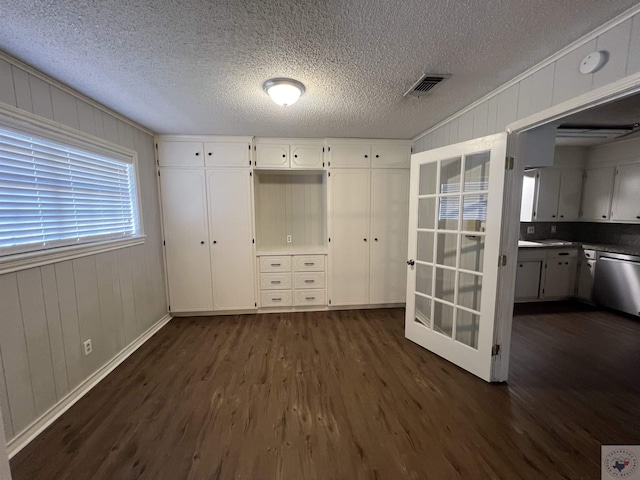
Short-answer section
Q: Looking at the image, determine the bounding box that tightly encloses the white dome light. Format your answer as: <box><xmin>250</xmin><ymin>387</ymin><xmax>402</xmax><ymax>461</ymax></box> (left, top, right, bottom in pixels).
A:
<box><xmin>263</xmin><ymin>78</ymin><xmax>305</xmax><ymax>106</ymax></box>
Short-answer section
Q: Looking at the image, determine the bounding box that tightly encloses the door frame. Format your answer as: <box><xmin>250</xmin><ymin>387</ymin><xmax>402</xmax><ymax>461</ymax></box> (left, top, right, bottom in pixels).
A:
<box><xmin>492</xmin><ymin>72</ymin><xmax>640</xmax><ymax>382</ymax></box>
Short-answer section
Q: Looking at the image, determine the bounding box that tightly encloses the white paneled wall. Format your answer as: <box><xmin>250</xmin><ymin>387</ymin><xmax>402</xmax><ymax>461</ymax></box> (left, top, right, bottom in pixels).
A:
<box><xmin>413</xmin><ymin>10</ymin><xmax>640</xmax><ymax>153</ymax></box>
<box><xmin>0</xmin><ymin>54</ymin><xmax>166</xmax><ymax>444</ymax></box>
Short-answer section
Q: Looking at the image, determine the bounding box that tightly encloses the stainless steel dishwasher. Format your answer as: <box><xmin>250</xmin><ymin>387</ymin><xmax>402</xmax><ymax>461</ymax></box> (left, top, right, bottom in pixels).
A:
<box><xmin>593</xmin><ymin>252</ymin><xmax>640</xmax><ymax>317</ymax></box>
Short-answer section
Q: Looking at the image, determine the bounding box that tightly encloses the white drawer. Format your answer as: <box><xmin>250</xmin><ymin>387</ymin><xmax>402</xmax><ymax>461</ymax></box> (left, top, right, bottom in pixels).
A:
<box><xmin>293</xmin><ymin>289</ymin><xmax>326</xmax><ymax>306</ymax></box>
<box><xmin>547</xmin><ymin>249</ymin><xmax>578</xmax><ymax>259</ymax></box>
<box><xmin>293</xmin><ymin>255</ymin><xmax>325</xmax><ymax>272</ymax></box>
<box><xmin>293</xmin><ymin>272</ymin><xmax>325</xmax><ymax>289</ymax></box>
<box><xmin>260</xmin><ymin>256</ymin><xmax>292</xmax><ymax>272</ymax></box>
<box><xmin>260</xmin><ymin>273</ymin><xmax>292</xmax><ymax>290</ymax></box>
<box><xmin>261</xmin><ymin>290</ymin><xmax>292</xmax><ymax>307</ymax></box>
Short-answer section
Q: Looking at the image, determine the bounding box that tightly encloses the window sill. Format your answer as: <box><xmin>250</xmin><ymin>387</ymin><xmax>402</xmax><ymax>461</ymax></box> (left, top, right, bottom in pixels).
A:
<box><xmin>0</xmin><ymin>236</ymin><xmax>146</xmax><ymax>275</ymax></box>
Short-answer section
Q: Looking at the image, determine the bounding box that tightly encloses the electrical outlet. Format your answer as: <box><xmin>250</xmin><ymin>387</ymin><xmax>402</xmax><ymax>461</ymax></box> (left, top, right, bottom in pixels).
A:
<box><xmin>527</xmin><ymin>226</ymin><xmax>535</xmax><ymax>234</ymax></box>
<box><xmin>550</xmin><ymin>225</ymin><xmax>557</xmax><ymax>233</ymax></box>
<box><xmin>286</xmin><ymin>235</ymin><xmax>292</xmax><ymax>243</ymax></box>
<box><xmin>83</xmin><ymin>339</ymin><xmax>92</xmax><ymax>356</ymax></box>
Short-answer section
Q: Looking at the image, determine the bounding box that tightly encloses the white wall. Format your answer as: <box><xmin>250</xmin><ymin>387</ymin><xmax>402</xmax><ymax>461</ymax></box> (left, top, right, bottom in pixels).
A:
<box><xmin>0</xmin><ymin>53</ymin><xmax>167</xmax><ymax>447</ymax></box>
<box><xmin>413</xmin><ymin>8</ymin><xmax>640</xmax><ymax>153</ymax></box>
<box><xmin>588</xmin><ymin>134</ymin><xmax>640</xmax><ymax>167</ymax></box>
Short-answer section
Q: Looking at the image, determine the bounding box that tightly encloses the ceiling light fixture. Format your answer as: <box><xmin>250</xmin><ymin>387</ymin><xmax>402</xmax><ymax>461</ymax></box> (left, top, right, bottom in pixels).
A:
<box><xmin>263</xmin><ymin>78</ymin><xmax>305</xmax><ymax>106</ymax></box>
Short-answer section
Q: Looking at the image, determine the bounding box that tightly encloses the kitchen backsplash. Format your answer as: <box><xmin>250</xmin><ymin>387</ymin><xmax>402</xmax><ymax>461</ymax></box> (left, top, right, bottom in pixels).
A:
<box><xmin>520</xmin><ymin>222</ymin><xmax>640</xmax><ymax>248</ymax></box>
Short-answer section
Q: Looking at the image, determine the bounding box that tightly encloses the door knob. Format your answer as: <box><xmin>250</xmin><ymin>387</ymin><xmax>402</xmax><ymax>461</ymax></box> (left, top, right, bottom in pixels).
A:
<box><xmin>407</xmin><ymin>259</ymin><xmax>415</xmax><ymax>266</ymax></box>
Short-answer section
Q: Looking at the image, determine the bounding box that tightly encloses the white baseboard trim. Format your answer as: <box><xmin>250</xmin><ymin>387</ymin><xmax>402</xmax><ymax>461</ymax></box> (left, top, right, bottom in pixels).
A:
<box><xmin>6</xmin><ymin>313</ymin><xmax>172</xmax><ymax>459</ymax></box>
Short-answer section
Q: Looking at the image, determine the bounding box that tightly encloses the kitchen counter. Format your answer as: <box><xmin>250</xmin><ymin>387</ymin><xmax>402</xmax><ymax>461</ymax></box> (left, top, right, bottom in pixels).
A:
<box><xmin>518</xmin><ymin>240</ymin><xmax>640</xmax><ymax>256</ymax></box>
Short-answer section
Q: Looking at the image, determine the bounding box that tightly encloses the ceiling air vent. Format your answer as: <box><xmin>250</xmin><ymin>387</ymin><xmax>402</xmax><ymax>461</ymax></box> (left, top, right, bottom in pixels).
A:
<box><xmin>404</xmin><ymin>74</ymin><xmax>450</xmax><ymax>97</ymax></box>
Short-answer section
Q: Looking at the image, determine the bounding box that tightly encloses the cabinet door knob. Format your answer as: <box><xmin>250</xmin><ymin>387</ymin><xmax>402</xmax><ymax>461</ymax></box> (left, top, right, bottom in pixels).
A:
<box><xmin>213</xmin><ymin>240</ymin><xmax>217</xmax><ymax>244</ymax></box>
<box><xmin>602</xmin><ymin>215</ymin><xmax>607</xmax><ymax>218</ymax></box>
<box><xmin>364</xmin><ymin>155</ymin><xmax>368</xmax><ymax>158</ymax></box>
<box><xmin>407</xmin><ymin>259</ymin><xmax>415</xmax><ymax>266</ymax></box>
<box><xmin>560</xmin><ymin>215</ymin><xmax>564</xmax><ymax>218</ymax></box>
<box><xmin>208</xmin><ymin>152</ymin><xmax>212</xmax><ymax>156</ymax></box>
<box><xmin>374</xmin><ymin>238</ymin><xmax>378</xmax><ymax>241</ymax></box>
<box><xmin>200</xmin><ymin>241</ymin><xmax>205</xmax><ymax>244</ymax></box>
<box><xmin>363</xmin><ymin>238</ymin><xmax>367</xmax><ymax>242</ymax></box>
<box><xmin>294</xmin><ymin>154</ymin><xmax>298</xmax><ymax>158</ymax></box>
<box><xmin>552</xmin><ymin>215</ymin><xmax>556</xmax><ymax>218</ymax></box>
<box><xmin>195</xmin><ymin>152</ymin><xmax>200</xmax><ymax>156</ymax></box>
<box><xmin>375</xmin><ymin>154</ymin><xmax>379</xmax><ymax>158</ymax></box>
<box><xmin>282</xmin><ymin>154</ymin><xmax>286</xmax><ymax>158</ymax></box>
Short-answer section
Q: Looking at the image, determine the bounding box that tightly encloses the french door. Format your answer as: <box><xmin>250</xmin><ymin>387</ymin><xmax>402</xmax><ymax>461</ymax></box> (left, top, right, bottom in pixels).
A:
<box><xmin>405</xmin><ymin>133</ymin><xmax>508</xmax><ymax>382</ymax></box>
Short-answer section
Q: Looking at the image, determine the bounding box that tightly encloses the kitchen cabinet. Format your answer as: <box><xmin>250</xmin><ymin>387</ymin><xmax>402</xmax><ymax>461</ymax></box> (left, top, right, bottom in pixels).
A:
<box><xmin>514</xmin><ymin>261</ymin><xmax>542</xmax><ymax>301</ymax></box>
<box><xmin>581</xmin><ymin>166</ymin><xmax>615</xmax><ymax>221</ymax></box>
<box><xmin>159</xmin><ymin>169</ymin><xmax>213</xmax><ymax>311</ymax></box>
<box><xmin>254</xmin><ymin>138</ymin><xmax>324</xmax><ymax>169</ymax></box>
<box><xmin>207</xmin><ymin>169</ymin><xmax>256</xmax><ymax>310</ymax></box>
<box><xmin>576</xmin><ymin>250</ymin><xmax>596</xmax><ymax>302</ymax></box>
<box><xmin>611</xmin><ymin>163</ymin><xmax>640</xmax><ymax>222</ymax></box>
<box><xmin>520</xmin><ymin>168</ymin><xmax>582</xmax><ymax>221</ymax></box>
<box><xmin>542</xmin><ymin>255</ymin><xmax>577</xmax><ymax>299</ymax></box>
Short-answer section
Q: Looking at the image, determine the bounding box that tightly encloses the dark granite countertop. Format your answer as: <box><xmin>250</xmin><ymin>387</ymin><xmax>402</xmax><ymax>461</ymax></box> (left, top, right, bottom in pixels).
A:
<box><xmin>580</xmin><ymin>243</ymin><xmax>640</xmax><ymax>256</ymax></box>
<box><xmin>518</xmin><ymin>240</ymin><xmax>640</xmax><ymax>256</ymax></box>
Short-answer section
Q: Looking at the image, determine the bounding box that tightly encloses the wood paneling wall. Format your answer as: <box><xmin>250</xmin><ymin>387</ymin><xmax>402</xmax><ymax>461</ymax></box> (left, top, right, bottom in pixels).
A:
<box><xmin>413</xmin><ymin>14</ymin><xmax>640</xmax><ymax>153</ymax></box>
<box><xmin>254</xmin><ymin>173</ymin><xmax>326</xmax><ymax>249</ymax></box>
<box><xmin>0</xmin><ymin>55</ymin><xmax>167</xmax><ymax>443</ymax></box>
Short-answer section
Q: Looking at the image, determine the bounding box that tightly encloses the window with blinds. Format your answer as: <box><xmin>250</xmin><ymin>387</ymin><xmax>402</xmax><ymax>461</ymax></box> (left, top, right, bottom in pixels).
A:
<box><xmin>0</xmin><ymin>125</ymin><xmax>140</xmax><ymax>257</ymax></box>
<box><xmin>439</xmin><ymin>181</ymin><xmax>489</xmax><ymax>222</ymax></box>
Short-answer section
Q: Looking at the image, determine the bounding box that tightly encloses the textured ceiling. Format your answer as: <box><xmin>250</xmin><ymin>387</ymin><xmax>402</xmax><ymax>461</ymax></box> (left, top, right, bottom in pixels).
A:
<box><xmin>0</xmin><ymin>0</ymin><xmax>637</xmax><ymax>138</ymax></box>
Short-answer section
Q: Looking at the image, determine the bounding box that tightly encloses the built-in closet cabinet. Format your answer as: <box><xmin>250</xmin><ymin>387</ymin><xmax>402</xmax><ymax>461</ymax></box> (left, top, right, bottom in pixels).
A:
<box><xmin>326</xmin><ymin>139</ymin><xmax>411</xmax><ymax>169</ymax></box>
<box><xmin>157</xmin><ymin>136</ymin><xmax>255</xmax><ymax>313</ymax></box>
<box><xmin>254</xmin><ymin>138</ymin><xmax>325</xmax><ymax>169</ymax></box>
<box><xmin>207</xmin><ymin>169</ymin><xmax>256</xmax><ymax>310</ymax></box>
<box><xmin>159</xmin><ymin>169</ymin><xmax>214</xmax><ymax>311</ymax></box>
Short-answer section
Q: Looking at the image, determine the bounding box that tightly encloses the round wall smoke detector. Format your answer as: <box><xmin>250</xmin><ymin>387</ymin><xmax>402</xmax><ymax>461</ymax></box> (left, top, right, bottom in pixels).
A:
<box><xmin>580</xmin><ymin>51</ymin><xmax>608</xmax><ymax>74</ymax></box>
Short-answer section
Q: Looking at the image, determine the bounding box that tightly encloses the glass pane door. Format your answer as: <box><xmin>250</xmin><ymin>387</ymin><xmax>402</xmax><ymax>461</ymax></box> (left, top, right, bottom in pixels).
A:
<box><xmin>406</xmin><ymin>133</ymin><xmax>507</xmax><ymax>382</ymax></box>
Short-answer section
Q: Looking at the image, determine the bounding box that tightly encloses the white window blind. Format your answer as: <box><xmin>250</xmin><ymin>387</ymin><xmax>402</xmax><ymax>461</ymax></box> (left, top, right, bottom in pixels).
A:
<box><xmin>0</xmin><ymin>125</ymin><xmax>139</xmax><ymax>257</ymax></box>
<box><xmin>439</xmin><ymin>181</ymin><xmax>488</xmax><ymax>221</ymax></box>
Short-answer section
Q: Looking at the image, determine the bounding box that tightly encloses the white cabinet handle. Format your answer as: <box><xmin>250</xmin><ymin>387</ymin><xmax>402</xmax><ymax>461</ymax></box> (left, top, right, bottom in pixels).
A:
<box><xmin>304</xmin><ymin>279</ymin><xmax>314</xmax><ymax>284</ymax></box>
<box><xmin>304</xmin><ymin>262</ymin><xmax>314</xmax><ymax>266</ymax></box>
<box><xmin>272</xmin><ymin>298</ymin><xmax>282</xmax><ymax>302</ymax></box>
<box><xmin>305</xmin><ymin>297</ymin><xmax>316</xmax><ymax>301</ymax></box>
<box><xmin>271</xmin><ymin>280</ymin><xmax>281</xmax><ymax>284</ymax></box>
<box><xmin>271</xmin><ymin>263</ymin><xmax>281</xmax><ymax>267</ymax></box>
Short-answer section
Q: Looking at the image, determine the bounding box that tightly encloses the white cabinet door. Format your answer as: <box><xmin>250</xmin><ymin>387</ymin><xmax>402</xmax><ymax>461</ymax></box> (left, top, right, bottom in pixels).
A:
<box><xmin>255</xmin><ymin>144</ymin><xmax>289</xmax><ymax>169</ymax></box>
<box><xmin>328</xmin><ymin>143</ymin><xmax>371</xmax><ymax>168</ymax></box>
<box><xmin>542</xmin><ymin>258</ymin><xmax>577</xmax><ymax>298</ymax></box>
<box><xmin>159</xmin><ymin>169</ymin><xmax>213</xmax><ymax>311</ymax></box>
<box><xmin>157</xmin><ymin>141</ymin><xmax>204</xmax><ymax>167</ymax></box>
<box><xmin>291</xmin><ymin>144</ymin><xmax>324</xmax><ymax>169</ymax></box>
<box><xmin>207</xmin><ymin>169</ymin><xmax>256</xmax><ymax>310</ymax></box>
<box><xmin>581</xmin><ymin>166</ymin><xmax>614</xmax><ymax>221</ymax></box>
<box><xmin>329</xmin><ymin>169</ymin><xmax>370</xmax><ymax>305</ymax></box>
<box><xmin>557</xmin><ymin>169</ymin><xmax>583</xmax><ymax>221</ymax></box>
<box><xmin>204</xmin><ymin>142</ymin><xmax>251</xmax><ymax>167</ymax></box>
<box><xmin>514</xmin><ymin>261</ymin><xmax>542</xmax><ymax>301</ymax></box>
<box><xmin>371</xmin><ymin>145</ymin><xmax>411</xmax><ymax>168</ymax></box>
<box><xmin>370</xmin><ymin>169</ymin><xmax>409</xmax><ymax>303</ymax></box>
<box><xmin>534</xmin><ymin>168</ymin><xmax>561</xmax><ymax>221</ymax></box>
<box><xmin>576</xmin><ymin>258</ymin><xmax>595</xmax><ymax>302</ymax></box>
<box><xmin>611</xmin><ymin>163</ymin><xmax>640</xmax><ymax>222</ymax></box>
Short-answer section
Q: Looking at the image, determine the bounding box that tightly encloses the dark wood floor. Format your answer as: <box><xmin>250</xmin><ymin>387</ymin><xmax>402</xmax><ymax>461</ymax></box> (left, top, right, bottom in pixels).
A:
<box><xmin>10</xmin><ymin>303</ymin><xmax>640</xmax><ymax>479</ymax></box>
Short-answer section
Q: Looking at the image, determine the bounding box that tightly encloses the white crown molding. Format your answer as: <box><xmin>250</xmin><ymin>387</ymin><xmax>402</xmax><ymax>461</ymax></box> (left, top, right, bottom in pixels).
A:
<box><xmin>7</xmin><ymin>314</ymin><xmax>172</xmax><ymax>458</ymax></box>
<box><xmin>412</xmin><ymin>3</ymin><xmax>640</xmax><ymax>143</ymax></box>
<box><xmin>0</xmin><ymin>49</ymin><xmax>155</xmax><ymax>136</ymax></box>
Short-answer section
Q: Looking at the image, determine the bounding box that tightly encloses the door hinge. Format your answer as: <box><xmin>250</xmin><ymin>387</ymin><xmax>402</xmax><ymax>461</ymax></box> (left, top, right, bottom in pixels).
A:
<box><xmin>157</xmin><ymin>171</ymin><xmax>160</xmax><ymax>177</ymax></box>
<box><xmin>248</xmin><ymin>144</ymin><xmax>251</xmax><ymax>150</ymax></box>
<box><xmin>255</xmin><ymin>302</ymin><xmax>257</xmax><ymax>307</ymax></box>
<box><xmin>322</xmin><ymin>162</ymin><xmax>325</xmax><ymax>167</ymax></box>
<box><xmin>329</xmin><ymin>299</ymin><xmax>332</xmax><ymax>305</ymax></box>
<box><xmin>252</xmin><ymin>239</ymin><xmax>255</xmax><ymax>244</ymax></box>
<box><xmin>498</xmin><ymin>254</ymin><xmax>507</xmax><ymax>267</ymax></box>
<box><xmin>491</xmin><ymin>344</ymin><xmax>501</xmax><ymax>356</ymax></box>
<box><xmin>323</xmin><ymin>147</ymin><xmax>325</xmax><ymax>152</ymax></box>
<box><xmin>163</xmin><ymin>240</ymin><xmax>165</xmax><ymax>246</ymax></box>
<box><xmin>155</xmin><ymin>143</ymin><xmax>158</xmax><ymax>149</ymax></box>
<box><xmin>156</xmin><ymin>158</ymin><xmax>159</xmax><ymax>166</ymax></box>
<box><xmin>249</xmin><ymin>159</ymin><xmax>251</xmax><ymax>165</ymax></box>
<box><xmin>411</xmin><ymin>146</ymin><xmax>414</xmax><ymax>153</ymax></box>
<box><xmin>250</xmin><ymin>171</ymin><xmax>252</xmax><ymax>177</ymax></box>
<box><xmin>328</xmin><ymin>146</ymin><xmax>331</xmax><ymax>152</ymax></box>
<box><xmin>328</xmin><ymin>237</ymin><xmax>331</xmax><ymax>243</ymax></box>
<box><xmin>328</xmin><ymin>161</ymin><xmax>331</xmax><ymax>167</ymax></box>
<box><xmin>505</xmin><ymin>156</ymin><xmax>514</xmax><ymax>170</ymax></box>
<box><xmin>328</xmin><ymin>171</ymin><xmax>331</xmax><ymax>177</ymax></box>
<box><xmin>168</xmin><ymin>305</ymin><xmax>171</xmax><ymax>312</ymax></box>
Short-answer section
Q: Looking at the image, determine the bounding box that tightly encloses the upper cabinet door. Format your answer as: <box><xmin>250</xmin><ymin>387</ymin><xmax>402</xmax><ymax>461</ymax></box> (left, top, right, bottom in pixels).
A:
<box><xmin>328</xmin><ymin>143</ymin><xmax>371</xmax><ymax>168</ymax></box>
<box><xmin>534</xmin><ymin>168</ymin><xmax>561</xmax><ymax>221</ymax></box>
<box><xmin>611</xmin><ymin>163</ymin><xmax>640</xmax><ymax>222</ymax></box>
<box><xmin>557</xmin><ymin>169</ymin><xmax>583</xmax><ymax>221</ymax></box>
<box><xmin>581</xmin><ymin>166</ymin><xmax>615</xmax><ymax>221</ymax></box>
<box><xmin>157</xmin><ymin>141</ymin><xmax>204</xmax><ymax>167</ymax></box>
<box><xmin>290</xmin><ymin>144</ymin><xmax>324</xmax><ymax>169</ymax></box>
<box><xmin>204</xmin><ymin>142</ymin><xmax>251</xmax><ymax>167</ymax></box>
<box><xmin>371</xmin><ymin>145</ymin><xmax>411</xmax><ymax>168</ymax></box>
<box><xmin>255</xmin><ymin>144</ymin><xmax>289</xmax><ymax>169</ymax></box>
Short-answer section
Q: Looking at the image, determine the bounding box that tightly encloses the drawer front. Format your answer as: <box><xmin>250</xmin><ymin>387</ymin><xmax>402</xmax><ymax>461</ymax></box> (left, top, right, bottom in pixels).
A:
<box><xmin>261</xmin><ymin>290</ymin><xmax>292</xmax><ymax>307</ymax></box>
<box><xmin>293</xmin><ymin>272</ymin><xmax>325</xmax><ymax>289</ymax></box>
<box><xmin>293</xmin><ymin>255</ymin><xmax>325</xmax><ymax>272</ymax></box>
<box><xmin>260</xmin><ymin>273</ymin><xmax>292</xmax><ymax>290</ymax></box>
<box><xmin>547</xmin><ymin>249</ymin><xmax>578</xmax><ymax>259</ymax></box>
<box><xmin>293</xmin><ymin>289</ymin><xmax>326</xmax><ymax>306</ymax></box>
<box><xmin>260</xmin><ymin>256</ymin><xmax>292</xmax><ymax>272</ymax></box>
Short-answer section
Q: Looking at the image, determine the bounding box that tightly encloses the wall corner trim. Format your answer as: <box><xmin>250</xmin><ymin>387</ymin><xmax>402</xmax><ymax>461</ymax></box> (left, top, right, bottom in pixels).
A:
<box><xmin>412</xmin><ymin>2</ymin><xmax>640</xmax><ymax>143</ymax></box>
<box><xmin>5</xmin><ymin>313</ymin><xmax>172</xmax><ymax>459</ymax></box>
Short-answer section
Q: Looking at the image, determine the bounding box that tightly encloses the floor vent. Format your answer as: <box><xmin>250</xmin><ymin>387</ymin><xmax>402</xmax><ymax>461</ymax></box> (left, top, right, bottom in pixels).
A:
<box><xmin>404</xmin><ymin>74</ymin><xmax>450</xmax><ymax>97</ymax></box>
